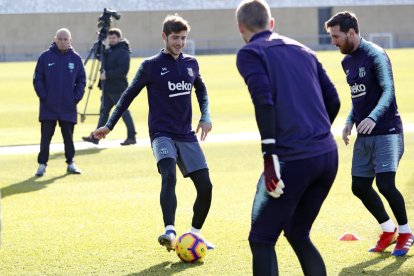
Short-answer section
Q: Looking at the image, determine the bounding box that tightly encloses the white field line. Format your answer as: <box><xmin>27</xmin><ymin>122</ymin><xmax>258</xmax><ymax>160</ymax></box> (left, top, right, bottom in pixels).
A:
<box><xmin>1</xmin><ymin>124</ymin><xmax>414</xmax><ymax>156</ymax></box>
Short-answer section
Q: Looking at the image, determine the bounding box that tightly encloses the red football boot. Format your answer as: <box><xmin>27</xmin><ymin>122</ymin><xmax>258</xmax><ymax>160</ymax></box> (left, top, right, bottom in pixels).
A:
<box><xmin>369</xmin><ymin>228</ymin><xmax>396</xmax><ymax>252</ymax></box>
<box><xmin>392</xmin><ymin>233</ymin><xmax>414</xmax><ymax>256</ymax></box>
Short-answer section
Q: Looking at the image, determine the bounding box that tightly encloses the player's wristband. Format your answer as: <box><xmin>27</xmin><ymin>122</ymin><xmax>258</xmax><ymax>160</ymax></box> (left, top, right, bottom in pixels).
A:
<box><xmin>261</xmin><ymin>138</ymin><xmax>277</xmax><ymax>156</ymax></box>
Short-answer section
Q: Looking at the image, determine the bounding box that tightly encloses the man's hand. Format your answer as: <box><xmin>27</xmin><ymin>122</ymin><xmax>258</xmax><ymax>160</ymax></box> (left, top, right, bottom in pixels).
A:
<box><xmin>100</xmin><ymin>71</ymin><xmax>106</xmax><ymax>80</ymax></box>
<box><xmin>263</xmin><ymin>154</ymin><xmax>285</xmax><ymax>198</ymax></box>
<box><xmin>92</xmin><ymin>126</ymin><xmax>111</xmax><ymax>140</ymax></box>
<box><xmin>356</xmin><ymin>117</ymin><xmax>376</xmax><ymax>135</ymax></box>
<box><xmin>342</xmin><ymin>123</ymin><xmax>353</xmax><ymax>146</ymax></box>
<box><xmin>196</xmin><ymin>122</ymin><xmax>212</xmax><ymax>141</ymax></box>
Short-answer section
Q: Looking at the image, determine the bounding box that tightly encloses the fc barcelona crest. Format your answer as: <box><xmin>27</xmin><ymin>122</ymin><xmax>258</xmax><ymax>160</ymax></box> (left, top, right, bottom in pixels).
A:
<box><xmin>187</xmin><ymin>67</ymin><xmax>194</xmax><ymax>77</ymax></box>
<box><xmin>359</xmin><ymin>67</ymin><xmax>366</xmax><ymax>78</ymax></box>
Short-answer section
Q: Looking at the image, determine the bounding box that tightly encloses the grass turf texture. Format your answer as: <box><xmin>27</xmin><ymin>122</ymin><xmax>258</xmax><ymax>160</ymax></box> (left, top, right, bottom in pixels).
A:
<box><xmin>1</xmin><ymin>50</ymin><xmax>414</xmax><ymax>275</ymax></box>
<box><xmin>1</xmin><ymin>49</ymin><xmax>414</xmax><ymax>145</ymax></box>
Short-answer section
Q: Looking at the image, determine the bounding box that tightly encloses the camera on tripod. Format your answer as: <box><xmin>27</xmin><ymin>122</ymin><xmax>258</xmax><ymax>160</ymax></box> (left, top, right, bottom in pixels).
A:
<box><xmin>79</xmin><ymin>8</ymin><xmax>121</xmax><ymax>122</ymax></box>
<box><xmin>95</xmin><ymin>8</ymin><xmax>121</xmax><ymax>58</ymax></box>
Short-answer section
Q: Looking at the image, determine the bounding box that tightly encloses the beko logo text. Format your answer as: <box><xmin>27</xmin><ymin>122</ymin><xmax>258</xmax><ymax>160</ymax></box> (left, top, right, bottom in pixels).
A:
<box><xmin>350</xmin><ymin>83</ymin><xmax>366</xmax><ymax>94</ymax></box>
<box><xmin>168</xmin><ymin>81</ymin><xmax>192</xmax><ymax>91</ymax></box>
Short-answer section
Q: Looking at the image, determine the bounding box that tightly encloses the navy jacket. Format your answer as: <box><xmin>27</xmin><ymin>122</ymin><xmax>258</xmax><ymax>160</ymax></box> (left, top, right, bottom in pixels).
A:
<box><xmin>237</xmin><ymin>31</ymin><xmax>339</xmax><ymax>161</ymax></box>
<box><xmin>33</xmin><ymin>43</ymin><xmax>86</xmax><ymax>123</ymax></box>
<box><xmin>103</xmin><ymin>40</ymin><xmax>130</xmax><ymax>94</ymax></box>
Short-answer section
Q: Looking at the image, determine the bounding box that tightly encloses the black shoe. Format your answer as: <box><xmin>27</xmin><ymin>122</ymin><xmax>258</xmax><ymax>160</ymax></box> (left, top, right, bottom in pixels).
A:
<box><xmin>82</xmin><ymin>136</ymin><xmax>99</xmax><ymax>145</ymax></box>
<box><xmin>35</xmin><ymin>164</ymin><xmax>46</xmax><ymax>177</ymax></box>
<box><xmin>120</xmin><ymin>138</ymin><xmax>136</xmax><ymax>146</ymax></box>
<box><xmin>67</xmin><ymin>162</ymin><xmax>82</xmax><ymax>174</ymax></box>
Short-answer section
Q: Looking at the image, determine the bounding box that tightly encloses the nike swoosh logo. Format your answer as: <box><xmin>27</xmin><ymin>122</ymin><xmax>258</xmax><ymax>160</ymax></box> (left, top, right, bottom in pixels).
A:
<box><xmin>382</xmin><ymin>163</ymin><xmax>391</xmax><ymax>167</ymax></box>
<box><xmin>48</xmin><ymin>63</ymin><xmax>55</xmax><ymax>66</ymax></box>
<box><xmin>160</xmin><ymin>71</ymin><xmax>170</xmax><ymax>76</ymax></box>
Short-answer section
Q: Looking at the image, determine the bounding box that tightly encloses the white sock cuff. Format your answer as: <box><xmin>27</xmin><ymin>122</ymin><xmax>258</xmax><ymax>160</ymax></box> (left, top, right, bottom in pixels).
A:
<box><xmin>190</xmin><ymin>226</ymin><xmax>200</xmax><ymax>234</ymax></box>
<box><xmin>398</xmin><ymin>224</ymin><xmax>412</xmax><ymax>234</ymax></box>
<box><xmin>165</xmin><ymin>225</ymin><xmax>175</xmax><ymax>232</ymax></box>
<box><xmin>380</xmin><ymin>219</ymin><xmax>396</xmax><ymax>232</ymax></box>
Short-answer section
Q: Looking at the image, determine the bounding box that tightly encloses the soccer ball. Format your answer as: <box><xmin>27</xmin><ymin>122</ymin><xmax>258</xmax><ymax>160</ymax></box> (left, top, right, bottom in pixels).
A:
<box><xmin>175</xmin><ymin>232</ymin><xmax>207</xmax><ymax>263</ymax></box>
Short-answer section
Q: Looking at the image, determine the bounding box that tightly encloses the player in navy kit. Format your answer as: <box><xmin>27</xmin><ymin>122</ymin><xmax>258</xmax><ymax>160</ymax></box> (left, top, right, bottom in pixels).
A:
<box><xmin>325</xmin><ymin>11</ymin><xmax>413</xmax><ymax>256</ymax></box>
<box><xmin>91</xmin><ymin>14</ymin><xmax>214</xmax><ymax>251</ymax></box>
<box><xmin>236</xmin><ymin>1</ymin><xmax>340</xmax><ymax>275</ymax></box>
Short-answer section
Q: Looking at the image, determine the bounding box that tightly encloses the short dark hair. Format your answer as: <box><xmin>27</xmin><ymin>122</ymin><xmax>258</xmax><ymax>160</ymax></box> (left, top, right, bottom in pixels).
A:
<box><xmin>108</xmin><ymin>28</ymin><xmax>122</xmax><ymax>38</ymax></box>
<box><xmin>236</xmin><ymin>0</ymin><xmax>270</xmax><ymax>32</ymax></box>
<box><xmin>162</xmin><ymin>14</ymin><xmax>190</xmax><ymax>36</ymax></box>
<box><xmin>325</xmin><ymin>11</ymin><xmax>359</xmax><ymax>34</ymax></box>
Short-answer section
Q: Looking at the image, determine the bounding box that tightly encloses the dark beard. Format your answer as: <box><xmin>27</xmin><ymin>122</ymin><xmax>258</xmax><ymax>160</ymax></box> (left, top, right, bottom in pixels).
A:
<box><xmin>340</xmin><ymin>37</ymin><xmax>355</xmax><ymax>54</ymax></box>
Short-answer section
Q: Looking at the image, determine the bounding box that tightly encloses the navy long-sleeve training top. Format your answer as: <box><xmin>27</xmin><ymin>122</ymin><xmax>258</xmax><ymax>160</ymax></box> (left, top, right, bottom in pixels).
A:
<box><xmin>107</xmin><ymin>50</ymin><xmax>210</xmax><ymax>142</ymax></box>
<box><xmin>342</xmin><ymin>38</ymin><xmax>402</xmax><ymax>136</ymax></box>
<box><xmin>237</xmin><ymin>30</ymin><xmax>339</xmax><ymax>161</ymax></box>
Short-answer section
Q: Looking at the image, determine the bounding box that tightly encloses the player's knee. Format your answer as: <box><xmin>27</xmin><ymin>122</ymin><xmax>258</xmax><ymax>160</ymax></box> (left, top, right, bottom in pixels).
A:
<box><xmin>286</xmin><ymin>236</ymin><xmax>310</xmax><ymax>251</ymax></box>
<box><xmin>376</xmin><ymin>172</ymin><xmax>396</xmax><ymax>196</ymax></box>
<box><xmin>351</xmin><ymin>182</ymin><xmax>364</xmax><ymax>197</ymax></box>
<box><xmin>199</xmin><ymin>181</ymin><xmax>212</xmax><ymax>198</ymax></box>
<box><xmin>196</xmin><ymin>179</ymin><xmax>212</xmax><ymax>200</ymax></box>
<box><xmin>161</xmin><ymin>169</ymin><xmax>176</xmax><ymax>186</ymax></box>
<box><xmin>351</xmin><ymin>176</ymin><xmax>373</xmax><ymax>198</ymax></box>
<box><xmin>249</xmin><ymin>240</ymin><xmax>274</xmax><ymax>253</ymax></box>
<box><xmin>160</xmin><ymin>172</ymin><xmax>176</xmax><ymax>201</ymax></box>
<box><xmin>158</xmin><ymin>158</ymin><xmax>177</xmax><ymax>186</ymax></box>
<box><xmin>158</xmin><ymin>158</ymin><xmax>175</xmax><ymax>174</ymax></box>
<box><xmin>377</xmin><ymin>178</ymin><xmax>397</xmax><ymax>197</ymax></box>
<box><xmin>284</xmin><ymin>229</ymin><xmax>309</xmax><ymax>243</ymax></box>
<box><xmin>376</xmin><ymin>181</ymin><xmax>392</xmax><ymax>196</ymax></box>
<box><xmin>249</xmin><ymin>232</ymin><xmax>279</xmax><ymax>246</ymax></box>
<box><xmin>191</xmin><ymin>169</ymin><xmax>212</xmax><ymax>196</ymax></box>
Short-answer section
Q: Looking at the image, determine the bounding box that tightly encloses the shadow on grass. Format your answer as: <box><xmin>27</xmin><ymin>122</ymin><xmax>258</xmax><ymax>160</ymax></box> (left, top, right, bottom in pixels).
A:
<box><xmin>49</xmin><ymin>147</ymin><xmax>105</xmax><ymax>160</ymax></box>
<box><xmin>126</xmin><ymin>260</ymin><xmax>204</xmax><ymax>276</ymax></box>
<box><xmin>1</xmin><ymin>148</ymin><xmax>105</xmax><ymax>199</ymax></box>
<box><xmin>339</xmin><ymin>253</ymin><xmax>412</xmax><ymax>275</ymax></box>
<box><xmin>1</xmin><ymin>174</ymin><xmax>69</xmax><ymax>199</ymax></box>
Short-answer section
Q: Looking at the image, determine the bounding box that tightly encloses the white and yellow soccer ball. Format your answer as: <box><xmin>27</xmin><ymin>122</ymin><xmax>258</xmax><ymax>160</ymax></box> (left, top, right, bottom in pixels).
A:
<box><xmin>175</xmin><ymin>232</ymin><xmax>207</xmax><ymax>263</ymax></box>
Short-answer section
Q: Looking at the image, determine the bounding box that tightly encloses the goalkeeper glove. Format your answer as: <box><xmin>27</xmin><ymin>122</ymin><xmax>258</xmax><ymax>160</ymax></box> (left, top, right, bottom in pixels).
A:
<box><xmin>263</xmin><ymin>154</ymin><xmax>285</xmax><ymax>198</ymax></box>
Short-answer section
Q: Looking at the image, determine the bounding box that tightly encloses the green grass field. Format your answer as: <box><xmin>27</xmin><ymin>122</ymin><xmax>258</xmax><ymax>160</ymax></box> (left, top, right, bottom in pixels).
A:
<box><xmin>0</xmin><ymin>50</ymin><xmax>414</xmax><ymax>275</ymax></box>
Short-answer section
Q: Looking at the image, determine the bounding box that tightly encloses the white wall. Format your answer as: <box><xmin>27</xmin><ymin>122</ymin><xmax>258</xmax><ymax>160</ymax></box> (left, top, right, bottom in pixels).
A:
<box><xmin>1</xmin><ymin>0</ymin><xmax>414</xmax><ymax>14</ymax></box>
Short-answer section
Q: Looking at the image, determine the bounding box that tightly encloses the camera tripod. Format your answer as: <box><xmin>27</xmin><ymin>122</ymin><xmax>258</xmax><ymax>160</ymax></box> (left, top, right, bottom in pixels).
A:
<box><xmin>78</xmin><ymin>39</ymin><xmax>106</xmax><ymax>123</ymax></box>
<box><xmin>78</xmin><ymin>8</ymin><xmax>120</xmax><ymax>123</ymax></box>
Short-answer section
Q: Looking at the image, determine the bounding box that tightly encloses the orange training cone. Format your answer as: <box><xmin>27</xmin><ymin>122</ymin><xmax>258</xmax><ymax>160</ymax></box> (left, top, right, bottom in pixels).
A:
<box><xmin>339</xmin><ymin>233</ymin><xmax>361</xmax><ymax>241</ymax></box>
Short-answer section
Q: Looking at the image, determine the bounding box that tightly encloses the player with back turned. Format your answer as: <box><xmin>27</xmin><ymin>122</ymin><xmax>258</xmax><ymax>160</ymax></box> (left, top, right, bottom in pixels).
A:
<box><xmin>236</xmin><ymin>1</ymin><xmax>340</xmax><ymax>275</ymax></box>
